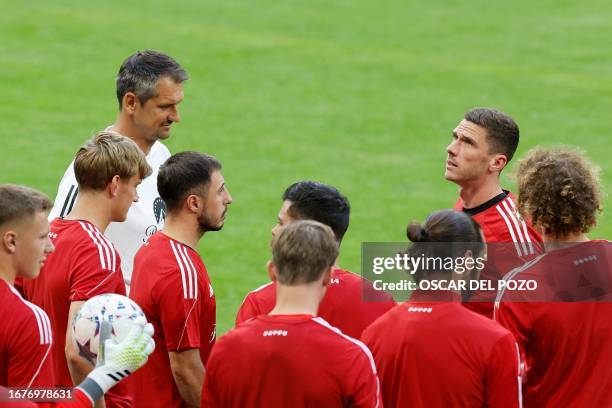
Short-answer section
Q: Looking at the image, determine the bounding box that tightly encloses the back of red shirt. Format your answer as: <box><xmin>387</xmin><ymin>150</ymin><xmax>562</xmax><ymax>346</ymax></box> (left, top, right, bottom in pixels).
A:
<box><xmin>130</xmin><ymin>232</ymin><xmax>216</xmax><ymax>408</ymax></box>
<box><xmin>495</xmin><ymin>240</ymin><xmax>612</xmax><ymax>407</ymax></box>
<box><xmin>21</xmin><ymin>219</ymin><xmax>128</xmax><ymax>407</ymax></box>
<box><xmin>362</xmin><ymin>292</ymin><xmax>521</xmax><ymax>408</ymax></box>
<box><xmin>203</xmin><ymin>314</ymin><xmax>381</xmax><ymax>408</ymax></box>
<box><xmin>0</xmin><ymin>280</ymin><xmax>54</xmax><ymax>388</ymax></box>
<box><xmin>455</xmin><ymin>191</ymin><xmax>543</xmax><ymax>318</ymax></box>
<box><xmin>236</xmin><ymin>269</ymin><xmax>396</xmax><ymax>338</ymax></box>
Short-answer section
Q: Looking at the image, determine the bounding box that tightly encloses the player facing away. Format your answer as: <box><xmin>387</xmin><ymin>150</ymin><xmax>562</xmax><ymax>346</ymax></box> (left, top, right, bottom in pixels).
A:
<box><xmin>49</xmin><ymin>50</ymin><xmax>188</xmax><ymax>290</ymax></box>
<box><xmin>362</xmin><ymin>210</ymin><xmax>521</xmax><ymax>408</ymax></box>
<box><xmin>236</xmin><ymin>181</ymin><xmax>396</xmax><ymax>338</ymax></box>
<box><xmin>445</xmin><ymin>108</ymin><xmax>542</xmax><ymax>317</ymax></box>
<box><xmin>129</xmin><ymin>152</ymin><xmax>232</xmax><ymax>408</ymax></box>
<box><xmin>495</xmin><ymin>147</ymin><xmax>612</xmax><ymax>407</ymax></box>
<box><xmin>22</xmin><ymin>132</ymin><xmax>151</xmax><ymax>408</ymax></box>
<box><xmin>0</xmin><ymin>185</ymin><xmax>155</xmax><ymax>408</ymax></box>
<box><xmin>203</xmin><ymin>220</ymin><xmax>382</xmax><ymax>407</ymax></box>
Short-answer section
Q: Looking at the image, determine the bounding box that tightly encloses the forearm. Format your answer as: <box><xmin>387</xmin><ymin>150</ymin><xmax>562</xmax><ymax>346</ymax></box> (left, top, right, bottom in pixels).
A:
<box><xmin>171</xmin><ymin>362</ymin><xmax>204</xmax><ymax>407</ymax></box>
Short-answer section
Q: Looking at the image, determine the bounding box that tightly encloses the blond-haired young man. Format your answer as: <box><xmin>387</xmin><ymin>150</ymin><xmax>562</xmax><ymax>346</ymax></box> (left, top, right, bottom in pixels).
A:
<box><xmin>23</xmin><ymin>131</ymin><xmax>151</xmax><ymax>408</ymax></box>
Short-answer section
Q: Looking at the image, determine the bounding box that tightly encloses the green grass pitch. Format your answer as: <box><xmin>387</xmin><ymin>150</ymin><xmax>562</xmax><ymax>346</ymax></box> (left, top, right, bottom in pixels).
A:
<box><xmin>1</xmin><ymin>0</ymin><xmax>610</xmax><ymax>334</ymax></box>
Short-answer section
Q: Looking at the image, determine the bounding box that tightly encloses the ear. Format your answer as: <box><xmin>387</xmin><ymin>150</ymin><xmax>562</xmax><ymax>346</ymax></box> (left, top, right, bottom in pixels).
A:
<box><xmin>1</xmin><ymin>230</ymin><xmax>17</xmax><ymax>254</ymax></box>
<box><xmin>122</xmin><ymin>92</ymin><xmax>139</xmax><ymax>114</ymax></box>
<box><xmin>186</xmin><ymin>194</ymin><xmax>201</xmax><ymax>214</ymax></box>
<box><xmin>490</xmin><ymin>154</ymin><xmax>508</xmax><ymax>173</ymax></box>
<box><xmin>109</xmin><ymin>175</ymin><xmax>121</xmax><ymax>197</ymax></box>
<box><xmin>321</xmin><ymin>266</ymin><xmax>333</xmax><ymax>287</ymax></box>
<box><xmin>266</xmin><ymin>260</ymin><xmax>277</xmax><ymax>282</ymax></box>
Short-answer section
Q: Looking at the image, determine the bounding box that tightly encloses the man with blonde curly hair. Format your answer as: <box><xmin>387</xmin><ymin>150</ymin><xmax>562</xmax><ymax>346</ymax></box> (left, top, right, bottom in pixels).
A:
<box><xmin>495</xmin><ymin>146</ymin><xmax>612</xmax><ymax>407</ymax></box>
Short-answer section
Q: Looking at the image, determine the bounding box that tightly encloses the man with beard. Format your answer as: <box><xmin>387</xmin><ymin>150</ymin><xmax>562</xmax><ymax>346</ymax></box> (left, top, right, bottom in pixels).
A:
<box><xmin>129</xmin><ymin>152</ymin><xmax>232</xmax><ymax>408</ymax></box>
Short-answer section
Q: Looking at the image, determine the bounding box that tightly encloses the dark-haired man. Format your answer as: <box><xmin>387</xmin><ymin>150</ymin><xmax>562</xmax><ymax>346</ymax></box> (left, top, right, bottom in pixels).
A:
<box><xmin>236</xmin><ymin>181</ymin><xmax>396</xmax><ymax>339</ymax></box>
<box><xmin>130</xmin><ymin>152</ymin><xmax>232</xmax><ymax>408</ymax></box>
<box><xmin>204</xmin><ymin>220</ymin><xmax>382</xmax><ymax>407</ymax></box>
<box><xmin>445</xmin><ymin>108</ymin><xmax>542</xmax><ymax>317</ymax></box>
<box><xmin>49</xmin><ymin>50</ymin><xmax>188</xmax><ymax>290</ymax></box>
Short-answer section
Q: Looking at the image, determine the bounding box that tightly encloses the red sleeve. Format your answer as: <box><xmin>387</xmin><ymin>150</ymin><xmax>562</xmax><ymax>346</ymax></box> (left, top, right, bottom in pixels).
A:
<box><xmin>484</xmin><ymin>333</ymin><xmax>522</xmax><ymax>408</ymax></box>
<box><xmin>494</xmin><ymin>302</ymin><xmax>531</xmax><ymax>360</ymax></box>
<box><xmin>7</xmin><ymin>312</ymin><xmax>55</xmax><ymax>387</ymax></box>
<box><xmin>69</xmin><ymin>247</ymin><xmax>125</xmax><ymax>301</ymax></box>
<box><xmin>154</xmin><ymin>272</ymin><xmax>201</xmax><ymax>351</ymax></box>
<box><xmin>345</xmin><ymin>346</ymin><xmax>383</xmax><ymax>408</ymax></box>
<box><xmin>235</xmin><ymin>293</ymin><xmax>261</xmax><ymax>326</ymax></box>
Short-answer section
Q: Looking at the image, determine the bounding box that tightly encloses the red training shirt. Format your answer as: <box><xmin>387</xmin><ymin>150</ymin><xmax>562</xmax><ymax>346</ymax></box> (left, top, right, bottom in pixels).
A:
<box><xmin>495</xmin><ymin>240</ymin><xmax>612</xmax><ymax>407</ymax></box>
<box><xmin>21</xmin><ymin>219</ymin><xmax>128</xmax><ymax>408</ymax></box>
<box><xmin>455</xmin><ymin>191</ymin><xmax>543</xmax><ymax>318</ymax></box>
<box><xmin>0</xmin><ymin>279</ymin><xmax>54</xmax><ymax>388</ymax></box>
<box><xmin>203</xmin><ymin>314</ymin><xmax>382</xmax><ymax>407</ymax></box>
<box><xmin>236</xmin><ymin>268</ymin><xmax>396</xmax><ymax>338</ymax></box>
<box><xmin>362</xmin><ymin>290</ymin><xmax>521</xmax><ymax>408</ymax></box>
<box><xmin>130</xmin><ymin>232</ymin><xmax>216</xmax><ymax>408</ymax></box>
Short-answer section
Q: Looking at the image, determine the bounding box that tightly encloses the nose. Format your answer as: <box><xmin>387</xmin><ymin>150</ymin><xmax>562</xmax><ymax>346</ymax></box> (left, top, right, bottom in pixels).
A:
<box><xmin>225</xmin><ymin>189</ymin><xmax>233</xmax><ymax>205</ymax></box>
<box><xmin>169</xmin><ymin>106</ymin><xmax>180</xmax><ymax>123</ymax></box>
<box><xmin>271</xmin><ymin>224</ymin><xmax>280</xmax><ymax>237</ymax></box>
<box><xmin>46</xmin><ymin>239</ymin><xmax>55</xmax><ymax>255</ymax></box>
<box><xmin>447</xmin><ymin>139</ymin><xmax>458</xmax><ymax>157</ymax></box>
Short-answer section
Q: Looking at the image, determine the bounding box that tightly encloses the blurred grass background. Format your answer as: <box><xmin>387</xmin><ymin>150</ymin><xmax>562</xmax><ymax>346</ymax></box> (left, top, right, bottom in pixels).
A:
<box><xmin>1</xmin><ymin>0</ymin><xmax>610</xmax><ymax>333</ymax></box>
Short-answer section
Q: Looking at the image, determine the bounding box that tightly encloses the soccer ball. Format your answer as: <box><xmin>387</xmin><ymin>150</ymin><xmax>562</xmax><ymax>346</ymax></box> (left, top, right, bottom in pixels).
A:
<box><xmin>72</xmin><ymin>294</ymin><xmax>145</xmax><ymax>363</ymax></box>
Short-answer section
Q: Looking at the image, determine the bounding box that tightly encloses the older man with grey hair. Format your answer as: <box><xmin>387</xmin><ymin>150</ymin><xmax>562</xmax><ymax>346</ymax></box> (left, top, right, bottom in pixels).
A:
<box><xmin>48</xmin><ymin>50</ymin><xmax>188</xmax><ymax>290</ymax></box>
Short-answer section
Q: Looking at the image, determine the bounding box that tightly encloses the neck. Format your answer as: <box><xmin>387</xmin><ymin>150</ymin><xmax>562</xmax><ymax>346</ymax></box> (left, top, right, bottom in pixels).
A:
<box><xmin>542</xmin><ymin>231</ymin><xmax>589</xmax><ymax>251</ymax></box>
<box><xmin>427</xmin><ymin>271</ymin><xmax>464</xmax><ymax>295</ymax></box>
<box><xmin>162</xmin><ymin>213</ymin><xmax>203</xmax><ymax>250</ymax></box>
<box><xmin>0</xmin><ymin>262</ymin><xmax>16</xmax><ymax>286</ymax></box>
<box><xmin>64</xmin><ymin>193</ymin><xmax>113</xmax><ymax>231</ymax></box>
<box><xmin>269</xmin><ymin>283</ymin><xmax>324</xmax><ymax>316</ymax></box>
<box><xmin>111</xmin><ymin>116</ymin><xmax>153</xmax><ymax>156</ymax></box>
<box><xmin>458</xmin><ymin>177</ymin><xmax>503</xmax><ymax>209</ymax></box>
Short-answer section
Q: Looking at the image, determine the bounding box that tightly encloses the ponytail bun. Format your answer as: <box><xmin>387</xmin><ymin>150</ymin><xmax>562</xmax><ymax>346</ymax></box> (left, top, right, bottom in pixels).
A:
<box><xmin>407</xmin><ymin>222</ymin><xmax>429</xmax><ymax>242</ymax></box>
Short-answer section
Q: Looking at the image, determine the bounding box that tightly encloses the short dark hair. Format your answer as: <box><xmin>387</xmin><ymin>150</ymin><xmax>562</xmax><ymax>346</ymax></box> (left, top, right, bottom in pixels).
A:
<box><xmin>517</xmin><ymin>146</ymin><xmax>601</xmax><ymax>237</ymax></box>
<box><xmin>282</xmin><ymin>181</ymin><xmax>350</xmax><ymax>243</ymax></box>
<box><xmin>406</xmin><ymin>209</ymin><xmax>485</xmax><ymax>282</ymax></box>
<box><xmin>158</xmin><ymin>151</ymin><xmax>222</xmax><ymax>213</ymax></box>
<box><xmin>0</xmin><ymin>184</ymin><xmax>52</xmax><ymax>227</ymax></box>
<box><xmin>464</xmin><ymin>108</ymin><xmax>519</xmax><ymax>163</ymax></box>
<box><xmin>116</xmin><ymin>50</ymin><xmax>188</xmax><ymax>108</ymax></box>
<box><xmin>272</xmin><ymin>220</ymin><xmax>339</xmax><ymax>286</ymax></box>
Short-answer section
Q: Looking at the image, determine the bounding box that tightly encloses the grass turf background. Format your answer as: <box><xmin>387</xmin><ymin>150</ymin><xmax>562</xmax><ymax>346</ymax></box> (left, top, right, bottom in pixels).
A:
<box><xmin>1</xmin><ymin>0</ymin><xmax>610</xmax><ymax>334</ymax></box>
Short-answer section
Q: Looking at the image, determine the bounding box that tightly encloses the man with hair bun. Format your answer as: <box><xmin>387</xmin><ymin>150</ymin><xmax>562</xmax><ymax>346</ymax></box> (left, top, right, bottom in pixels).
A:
<box><xmin>23</xmin><ymin>132</ymin><xmax>151</xmax><ymax>408</ymax></box>
<box><xmin>49</xmin><ymin>50</ymin><xmax>188</xmax><ymax>290</ymax></box>
<box><xmin>203</xmin><ymin>220</ymin><xmax>382</xmax><ymax>407</ymax></box>
<box><xmin>445</xmin><ymin>108</ymin><xmax>542</xmax><ymax>318</ymax></box>
<box><xmin>362</xmin><ymin>210</ymin><xmax>521</xmax><ymax>408</ymax></box>
<box><xmin>495</xmin><ymin>147</ymin><xmax>612</xmax><ymax>407</ymax></box>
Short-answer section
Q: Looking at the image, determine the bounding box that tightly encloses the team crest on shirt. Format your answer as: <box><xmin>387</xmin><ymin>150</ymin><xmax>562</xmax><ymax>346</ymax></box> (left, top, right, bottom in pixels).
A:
<box><xmin>153</xmin><ymin>197</ymin><xmax>166</xmax><ymax>224</ymax></box>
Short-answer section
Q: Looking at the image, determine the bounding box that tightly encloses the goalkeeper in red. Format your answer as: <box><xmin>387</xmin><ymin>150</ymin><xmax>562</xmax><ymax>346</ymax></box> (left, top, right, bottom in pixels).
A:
<box><xmin>203</xmin><ymin>220</ymin><xmax>382</xmax><ymax>407</ymax></box>
<box><xmin>495</xmin><ymin>147</ymin><xmax>612</xmax><ymax>406</ymax></box>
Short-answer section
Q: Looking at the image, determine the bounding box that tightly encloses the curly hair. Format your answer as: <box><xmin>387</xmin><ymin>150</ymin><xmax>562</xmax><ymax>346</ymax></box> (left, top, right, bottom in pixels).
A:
<box><xmin>517</xmin><ymin>147</ymin><xmax>602</xmax><ymax>237</ymax></box>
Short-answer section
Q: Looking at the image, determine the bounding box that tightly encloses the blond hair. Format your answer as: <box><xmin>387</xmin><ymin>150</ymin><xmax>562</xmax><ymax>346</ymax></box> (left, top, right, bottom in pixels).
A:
<box><xmin>74</xmin><ymin>131</ymin><xmax>152</xmax><ymax>191</ymax></box>
<box><xmin>271</xmin><ymin>220</ymin><xmax>339</xmax><ymax>285</ymax></box>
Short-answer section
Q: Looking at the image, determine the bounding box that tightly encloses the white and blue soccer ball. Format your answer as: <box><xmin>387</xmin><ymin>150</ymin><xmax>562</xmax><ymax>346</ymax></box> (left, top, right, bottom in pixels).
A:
<box><xmin>72</xmin><ymin>294</ymin><xmax>145</xmax><ymax>363</ymax></box>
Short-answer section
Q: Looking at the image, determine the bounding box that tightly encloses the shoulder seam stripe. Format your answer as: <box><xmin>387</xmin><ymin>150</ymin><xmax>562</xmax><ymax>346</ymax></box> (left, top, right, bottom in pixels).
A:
<box><xmin>312</xmin><ymin>317</ymin><xmax>381</xmax><ymax>408</ymax></box>
<box><xmin>177</xmin><ymin>243</ymin><xmax>195</xmax><ymax>299</ymax></box>
<box><xmin>79</xmin><ymin>222</ymin><xmax>108</xmax><ymax>270</ymax></box>
<box><xmin>507</xmin><ymin>197</ymin><xmax>535</xmax><ymax>254</ymax></box>
<box><xmin>179</xmin><ymin>244</ymin><xmax>198</xmax><ymax>299</ymax></box>
<box><xmin>495</xmin><ymin>205</ymin><xmax>523</xmax><ymax>257</ymax></box>
<box><xmin>170</xmin><ymin>240</ymin><xmax>190</xmax><ymax>299</ymax></box>
<box><xmin>502</xmin><ymin>200</ymin><xmax>529</xmax><ymax>255</ymax></box>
